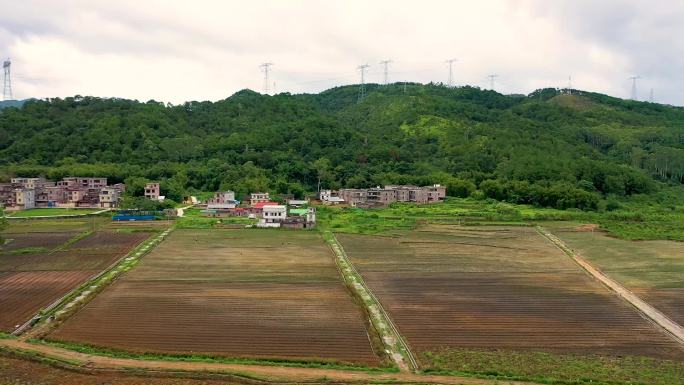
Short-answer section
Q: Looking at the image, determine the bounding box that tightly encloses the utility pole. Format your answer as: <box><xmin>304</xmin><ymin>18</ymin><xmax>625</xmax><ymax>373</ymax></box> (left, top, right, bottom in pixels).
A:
<box><xmin>445</xmin><ymin>58</ymin><xmax>457</xmax><ymax>87</ymax></box>
<box><xmin>357</xmin><ymin>64</ymin><xmax>370</xmax><ymax>102</ymax></box>
<box><xmin>488</xmin><ymin>74</ymin><xmax>498</xmax><ymax>91</ymax></box>
<box><xmin>2</xmin><ymin>58</ymin><xmax>12</xmax><ymax>101</ymax></box>
<box><xmin>629</xmin><ymin>76</ymin><xmax>641</xmax><ymax>100</ymax></box>
<box><xmin>379</xmin><ymin>59</ymin><xmax>392</xmax><ymax>85</ymax></box>
<box><xmin>259</xmin><ymin>62</ymin><xmax>273</xmax><ymax>95</ymax></box>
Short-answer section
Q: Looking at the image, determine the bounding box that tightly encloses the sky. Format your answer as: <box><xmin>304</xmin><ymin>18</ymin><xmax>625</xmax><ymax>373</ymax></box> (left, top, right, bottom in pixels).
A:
<box><xmin>1</xmin><ymin>0</ymin><xmax>683</xmax><ymax>105</ymax></box>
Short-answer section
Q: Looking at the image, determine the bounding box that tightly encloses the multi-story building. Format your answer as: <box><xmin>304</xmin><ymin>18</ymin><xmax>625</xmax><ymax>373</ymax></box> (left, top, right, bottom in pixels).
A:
<box><xmin>98</xmin><ymin>187</ymin><xmax>120</xmax><ymax>208</ymax></box>
<box><xmin>59</xmin><ymin>177</ymin><xmax>108</xmax><ymax>189</ymax></box>
<box><xmin>257</xmin><ymin>204</ymin><xmax>287</xmax><ymax>228</ymax></box>
<box><xmin>337</xmin><ymin>189</ymin><xmax>366</xmax><ymax>206</ymax></box>
<box><xmin>13</xmin><ymin>188</ymin><xmax>35</xmax><ymax>210</ymax></box>
<box><xmin>144</xmin><ymin>183</ymin><xmax>161</xmax><ymax>200</ymax></box>
<box><xmin>11</xmin><ymin>177</ymin><xmax>46</xmax><ymax>189</ymax></box>
<box><xmin>0</xmin><ymin>177</ymin><xmax>124</xmax><ymax>211</ymax></box>
<box><xmin>207</xmin><ymin>191</ymin><xmax>237</xmax><ymax>210</ymax></box>
<box><xmin>250</xmin><ymin>192</ymin><xmax>270</xmax><ymax>207</ymax></box>
<box><xmin>338</xmin><ymin>184</ymin><xmax>446</xmax><ymax>207</ymax></box>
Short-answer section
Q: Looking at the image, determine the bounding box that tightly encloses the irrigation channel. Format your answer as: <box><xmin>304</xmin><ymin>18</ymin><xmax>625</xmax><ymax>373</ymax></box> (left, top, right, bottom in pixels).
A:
<box><xmin>324</xmin><ymin>231</ymin><xmax>418</xmax><ymax>372</ymax></box>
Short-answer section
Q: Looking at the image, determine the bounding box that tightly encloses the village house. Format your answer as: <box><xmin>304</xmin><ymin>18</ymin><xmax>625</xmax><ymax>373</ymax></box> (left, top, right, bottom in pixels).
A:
<box><xmin>257</xmin><ymin>204</ymin><xmax>287</xmax><ymax>227</ymax></box>
<box><xmin>144</xmin><ymin>182</ymin><xmax>162</xmax><ymax>201</ymax></box>
<box><xmin>0</xmin><ymin>177</ymin><xmax>125</xmax><ymax>211</ymax></box>
<box><xmin>337</xmin><ymin>184</ymin><xmax>446</xmax><ymax>207</ymax></box>
<box><xmin>250</xmin><ymin>192</ymin><xmax>270</xmax><ymax>206</ymax></box>
<box><xmin>207</xmin><ymin>190</ymin><xmax>237</xmax><ymax>210</ymax></box>
<box><xmin>319</xmin><ymin>189</ymin><xmax>345</xmax><ymax>205</ymax></box>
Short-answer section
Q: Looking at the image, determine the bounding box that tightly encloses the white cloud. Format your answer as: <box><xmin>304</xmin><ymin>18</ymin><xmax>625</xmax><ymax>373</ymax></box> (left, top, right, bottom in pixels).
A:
<box><xmin>0</xmin><ymin>0</ymin><xmax>681</xmax><ymax>105</ymax></box>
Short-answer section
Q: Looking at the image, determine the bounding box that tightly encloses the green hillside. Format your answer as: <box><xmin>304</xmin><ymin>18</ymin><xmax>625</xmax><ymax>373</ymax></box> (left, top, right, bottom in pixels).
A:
<box><xmin>0</xmin><ymin>84</ymin><xmax>682</xmax><ymax>209</ymax></box>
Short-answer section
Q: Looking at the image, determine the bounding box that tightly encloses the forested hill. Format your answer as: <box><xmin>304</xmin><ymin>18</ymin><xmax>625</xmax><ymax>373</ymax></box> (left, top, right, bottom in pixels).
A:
<box><xmin>0</xmin><ymin>84</ymin><xmax>683</xmax><ymax>209</ymax></box>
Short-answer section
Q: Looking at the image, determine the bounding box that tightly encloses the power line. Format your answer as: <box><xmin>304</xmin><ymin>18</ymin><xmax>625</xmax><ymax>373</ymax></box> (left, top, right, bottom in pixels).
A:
<box><xmin>3</xmin><ymin>58</ymin><xmax>12</xmax><ymax>101</ymax></box>
<box><xmin>379</xmin><ymin>59</ymin><xmax>392</xmax><ymax>85</ymax></box>
<box><xmin>488</xmin><ymin>74</ymin><xmax>498</xmax><ymax>91</ymax></box>
<box><xmin>259</xmin><ymin>62</ymin><xmax>273</xmax><ymax>95</ymax></box>
<box><xmin>357</xmin><ymin>64</ymin><xmax>370</xmax><ymax>102</ymax></box>
<box><xmin>629</xmin><ymin>75</ymin><xmax>641</xmax><ymax>100</ymax></box>
<box><xmin>445</xmin><ymin>58</ymin><xmax>457</xmax><ymax>87</ymax></box>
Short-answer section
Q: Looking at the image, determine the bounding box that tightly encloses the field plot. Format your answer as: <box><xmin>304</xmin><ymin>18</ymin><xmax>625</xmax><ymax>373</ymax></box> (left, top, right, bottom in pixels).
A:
<box><xmin>338</xmin><ymin>225</ymin><xmax>684</xmax><ymax>363</ymax></box>
<box><xmin>49</xmin><ymin>229</ymin><xmax>380</xmax><ymax>366</ymax></box>
<box><xmin>0</xmin><ymin>227</ymin><xmax>150</xmax><ymax>332</ymax></box>
<box><xmin>548</xmin><ymin>223</ymin><xmax>684</xmax><ymax>326</ymax></box>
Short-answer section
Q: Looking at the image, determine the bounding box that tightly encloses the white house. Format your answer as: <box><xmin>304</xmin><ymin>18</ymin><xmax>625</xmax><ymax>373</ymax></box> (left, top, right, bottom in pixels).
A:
<box><xmin>319</xmin><ymin>190</ymin><xmax>345</xmax><ymax>205</ymax></box>
<box><xmin>257</xmin><ymin>204</ymin><xmax>287</xmax><ymax>228</ymax></box>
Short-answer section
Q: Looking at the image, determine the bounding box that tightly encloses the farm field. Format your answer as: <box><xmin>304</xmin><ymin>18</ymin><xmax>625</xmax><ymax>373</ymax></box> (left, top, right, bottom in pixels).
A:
<box><xmin>0</xmin><ymin>219</ymin><xmax>150</xmax><ymax>332</ymax></box>
<box><xmin>547</xmin><ymin>222</ymin><xmax>684</xmax><ymax>326</ymax></box>
<box><xmin>6</xmin><ymin>208</ymin><xmax>103</xmax><ymax>217</ymax></box>
<box><xmin>49</xmin><ymin>229</ymin><xmax>381</xmax><ymax>366</ymax></box>
<box><xmin>337</xmin><ymin>225</ymin><xmax>684</xmax><ymax>367</ymax></box>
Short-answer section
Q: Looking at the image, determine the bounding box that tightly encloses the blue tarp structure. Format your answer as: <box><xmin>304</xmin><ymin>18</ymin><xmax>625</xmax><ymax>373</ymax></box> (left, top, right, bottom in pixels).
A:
<box><xmin>112</xmin><ymin>209</ymin><xmax>162</xmax><ymax>221</ymax></box>
<box><xmin>112</xmin><ymin>214</ymin><xmax>156</xmax><ymax>221</ymax></box>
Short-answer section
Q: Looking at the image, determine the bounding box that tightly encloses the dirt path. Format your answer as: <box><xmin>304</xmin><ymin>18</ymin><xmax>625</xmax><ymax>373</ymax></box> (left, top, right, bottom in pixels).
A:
<box><xmin>176</xmin><ymin>205</ymin><xmax>193</xmax><ymax>217</ymax></box>
<box><xmin>0</xmin><ymin>339</ymin><xmax>543</xmax><ymax>385</ymax></box>
<box><xmin>537</xmin><ymin>226</ymin><xmax>684</xmax><ymax>346</ymax></box>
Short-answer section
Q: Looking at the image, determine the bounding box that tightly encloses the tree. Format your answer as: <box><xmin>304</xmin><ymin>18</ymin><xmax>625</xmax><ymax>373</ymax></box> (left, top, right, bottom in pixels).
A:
<box><xmin>313</xmin><ymin>157</ymin><xmax>332</xmax><ymax>193</ymax></box>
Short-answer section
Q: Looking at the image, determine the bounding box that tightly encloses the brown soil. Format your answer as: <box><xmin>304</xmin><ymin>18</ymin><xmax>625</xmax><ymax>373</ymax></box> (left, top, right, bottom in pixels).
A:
<box><xmin>0</xmin><ymin>231</ymin><xmax>150</xmax><ymax>332</ymax></box>
<box><xmin>49</xmin><ymin>229</ymin><xmax>380</xmax><ymax>366</ymax></box>
<box><xmin>0</xmin><ymin>232</ymin><xmax>78</xmax><ymax>253</ymax></box>
<box><xmin>0</xmin><ymin>271</ymin><xmax>97</xmax><ymax>331</ymax></box>
<box><xmin>574</xmin><ymin>224</ymin><xmax>600</xmax><ymax>232</ymax></box>
<box><xmin>338</xmin><ymin>226</ymin><xmax>684</xmax><ymax>361</ymax></box>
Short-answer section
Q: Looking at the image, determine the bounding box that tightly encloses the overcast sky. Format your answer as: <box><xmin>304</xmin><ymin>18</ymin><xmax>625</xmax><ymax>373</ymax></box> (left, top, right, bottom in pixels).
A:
<box><xmin>1</xmin><ymin>0</ymin><xmax>683</xmax><ymax>105</ymax></box>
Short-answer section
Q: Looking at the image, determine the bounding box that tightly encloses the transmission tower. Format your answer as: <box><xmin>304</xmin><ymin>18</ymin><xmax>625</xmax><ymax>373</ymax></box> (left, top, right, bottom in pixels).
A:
<box><xmin>2</xmin><ymin>58</ymin><xmax>12</xmax><ymax>101</ymax></box>
<box><xmin>488</xmin><ymin>74</ymin><xmax>498</xmax><ymax>91</ymax></box>
<box><xmin>379</xmin><ymin>59</ymin><xmax>392</xmax><ymax>85</ymax></box>
<box><xmin>357</xmin><ymin>64</ymin><xmax>370</xmax><ymax>102</ymax></box>
<box><xmin>259</xmin><ymin>62</ymin><xmax>273</xmax><ymax>95</ymax></box>
<box><xmin>649</xmin><ymin>88</ymin><xmax>654</xmax><ymax>103</ymax></box>
<box><xmin>445</xmin><ymin>59</ymin><xmax>457</xmax><ymax>87</ymax></box>
<box><xmin>629</xmin><ymin>75</ymin><xmax>641</xmax><ymax>100</ymax></box>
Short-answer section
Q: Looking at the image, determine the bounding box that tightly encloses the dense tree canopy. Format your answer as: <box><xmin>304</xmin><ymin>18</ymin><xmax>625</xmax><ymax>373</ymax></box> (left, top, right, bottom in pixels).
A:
<box><xmin>0</xmin><ymin>84</ymin><xmax>682</xmax><ymax>210</ymax></box>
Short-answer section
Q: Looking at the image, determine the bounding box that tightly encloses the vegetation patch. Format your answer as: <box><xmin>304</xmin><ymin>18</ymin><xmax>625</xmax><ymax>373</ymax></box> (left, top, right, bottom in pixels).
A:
<box><xmin>421</xmin><ymin>347</ymin><xmax>684</xmax><ymax>385</ymax></box>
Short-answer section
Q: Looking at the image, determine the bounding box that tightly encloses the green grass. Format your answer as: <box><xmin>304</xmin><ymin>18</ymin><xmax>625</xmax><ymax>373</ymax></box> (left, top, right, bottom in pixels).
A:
<box><xmin>546</xmin><ymin>226</ymin><xmax>684</xmax><ymax>289</ymax></box>
<box><xmin>35</xmin><ymin>339</ymin><xmax>398</xmax><ymax>373</ymax></box>
<box><xmin>315</xmin><ymin>198</ymin><xmax>684</xmax><ymax>240</ymax></box>
<box><xmin>6</xmin><ymin>208</ymin><xmax>102</xmax><ymax>218</ymax></box>
<box><xmin>420</xmin><ymin>348</ymin><xmax>684</xmax><ymax>385</ymax></box>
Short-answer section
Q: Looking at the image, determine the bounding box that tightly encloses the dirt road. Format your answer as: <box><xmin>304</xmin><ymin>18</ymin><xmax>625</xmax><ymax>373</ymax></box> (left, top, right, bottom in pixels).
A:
<box><xmin>537</xmin><ymin>226</ymin><xmax>684</xmax><ymax>346</ymax></box>
<box><xmin>0</xmin><ymin>339</ymin><xmax>543</xmax><ymax>385</ymax></box>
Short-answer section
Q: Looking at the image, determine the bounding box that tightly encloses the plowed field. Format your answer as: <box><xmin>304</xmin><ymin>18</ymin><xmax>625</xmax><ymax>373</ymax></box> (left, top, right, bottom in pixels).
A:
<box><xmin>49</xmin><ymin>229</ymin><xmax>380</xmax><ymax>366</ymax></box>
<box><xmin>0</xmin><ymin>230</ymin><xmax>149</xmax><ymax>332</ymax></box>
<box><xmin>338</xmin><ymin>225</ymin><xmax>683</xmax><ymax>361</ymax></box>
